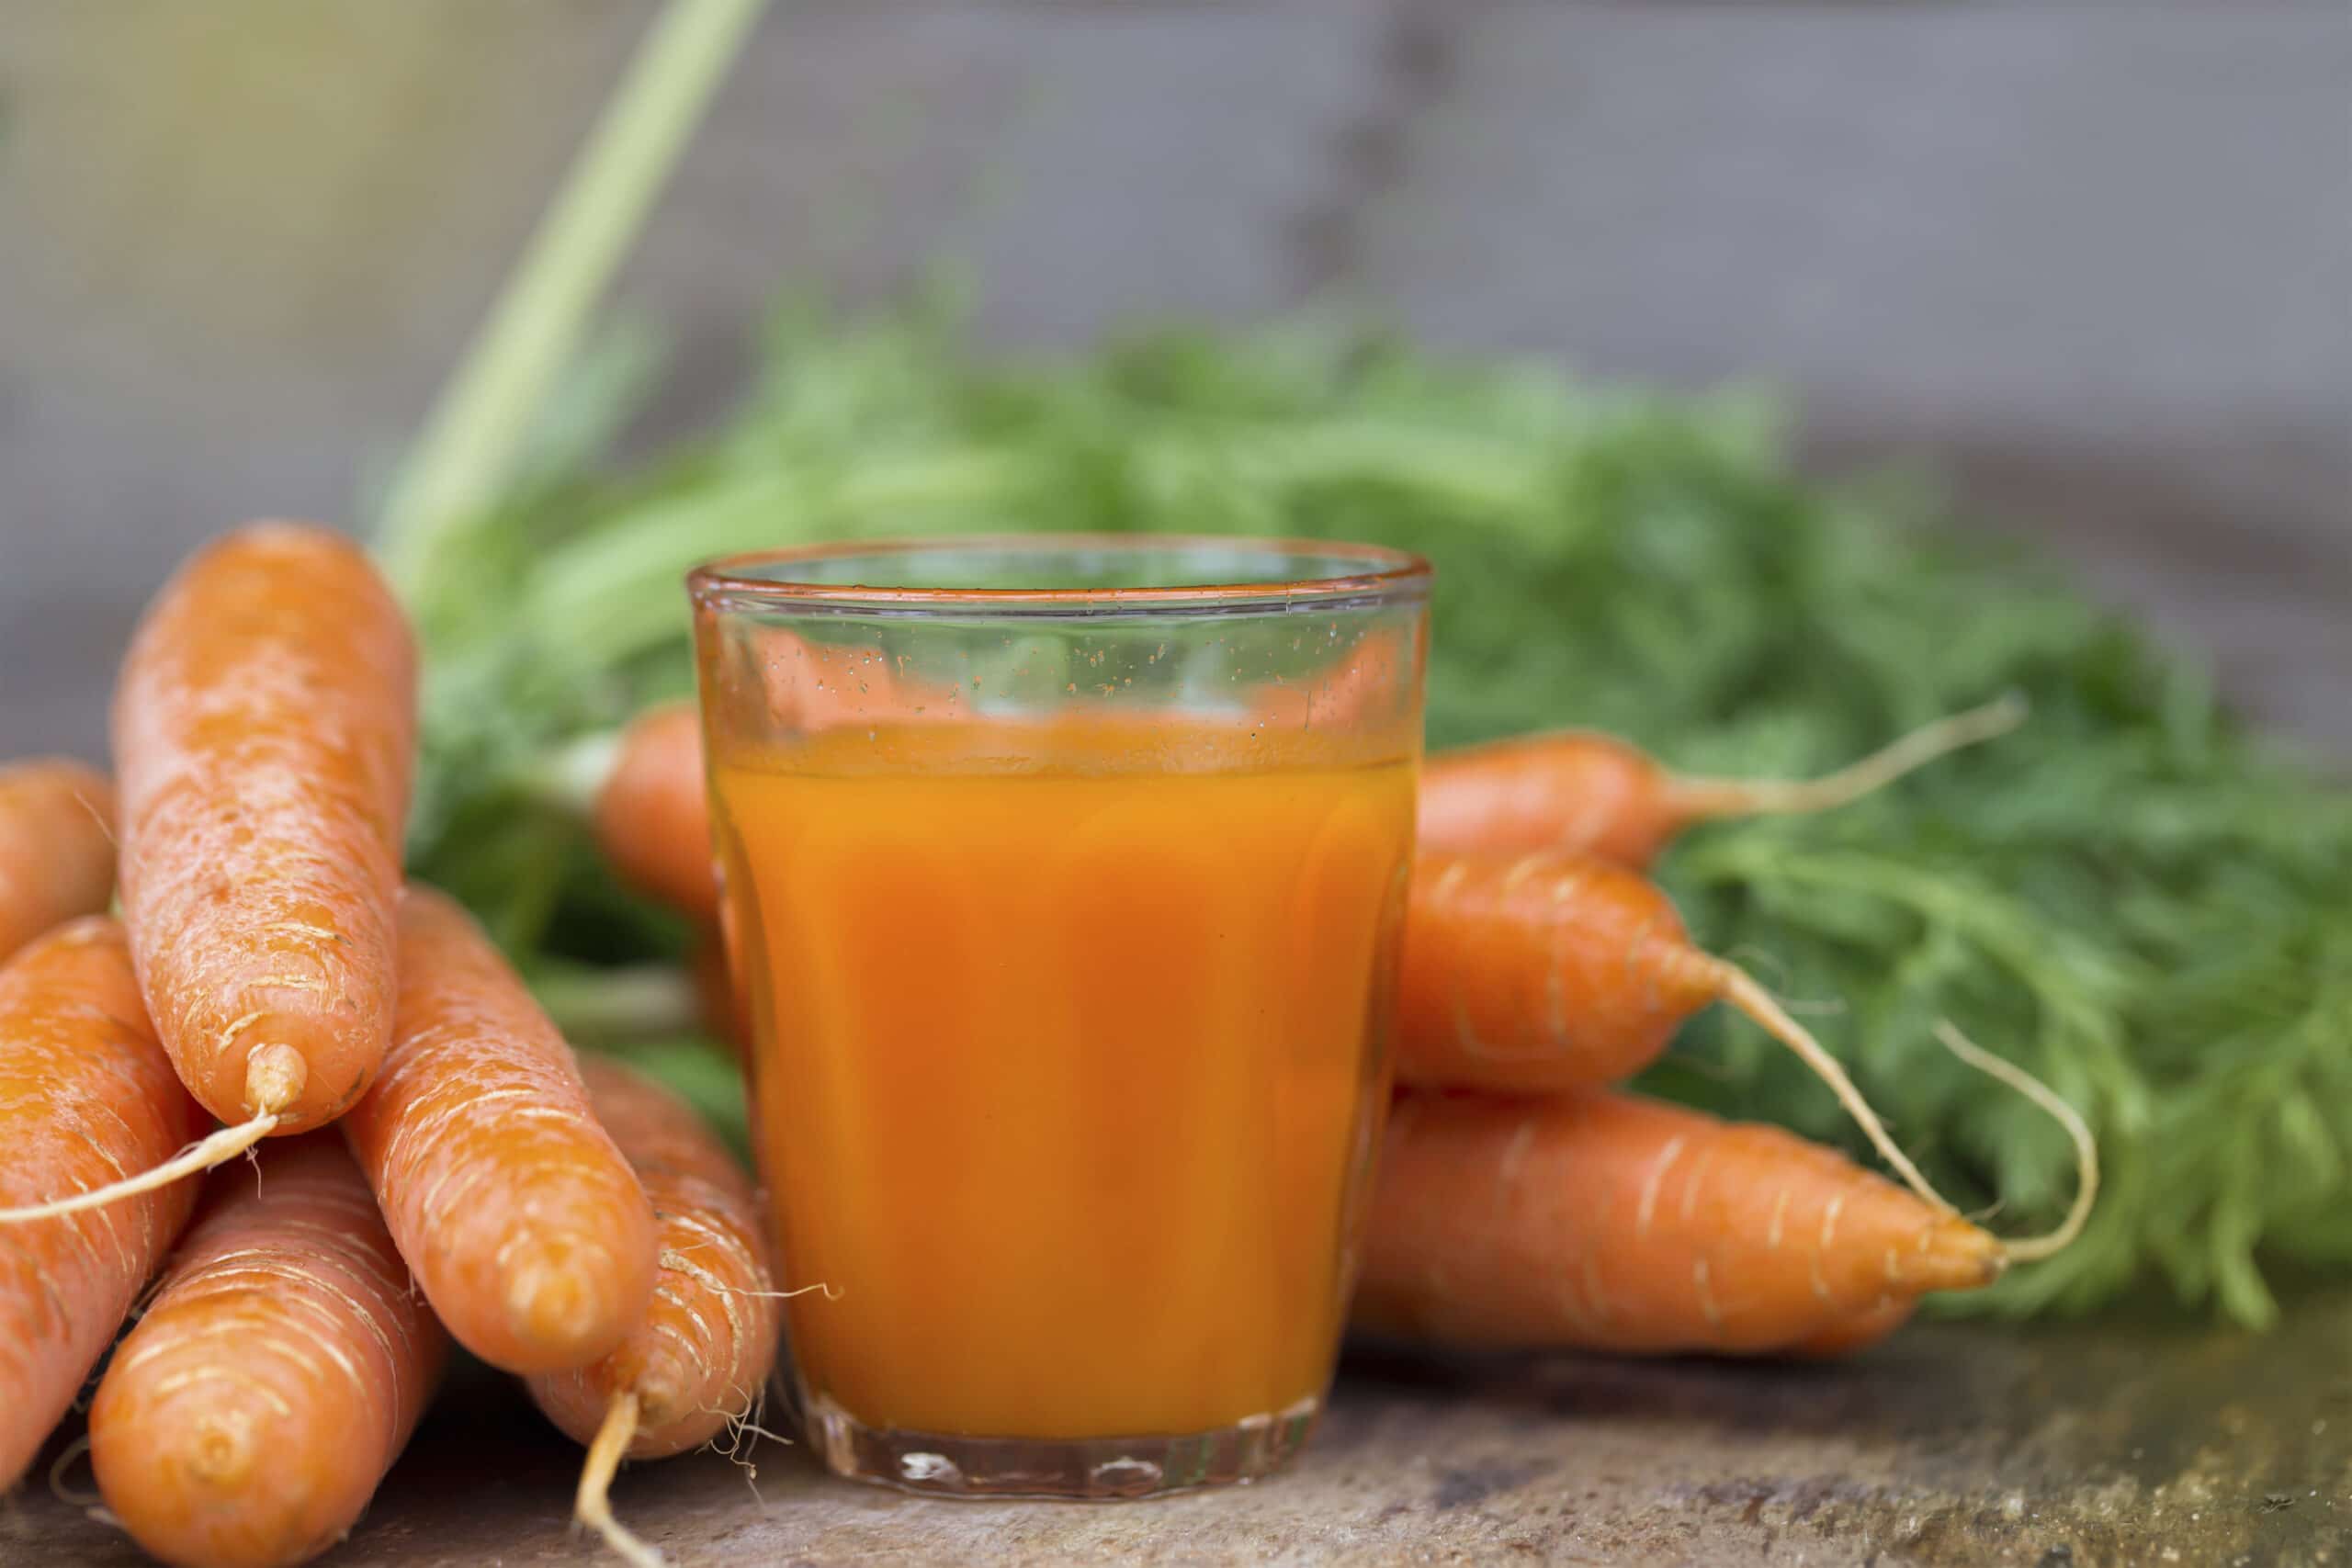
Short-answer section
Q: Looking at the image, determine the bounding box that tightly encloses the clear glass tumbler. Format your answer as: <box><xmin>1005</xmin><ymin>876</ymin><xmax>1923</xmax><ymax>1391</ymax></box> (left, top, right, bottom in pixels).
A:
<box><xmin>687</xmin><ymin>536</ymin><xmax>1430</xmax><ymax>1499</ymax></box>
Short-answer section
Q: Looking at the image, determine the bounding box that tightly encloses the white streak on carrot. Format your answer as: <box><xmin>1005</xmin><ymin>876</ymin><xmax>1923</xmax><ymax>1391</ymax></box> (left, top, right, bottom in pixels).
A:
<box><xmin>1540</xmin><ymin>866</ymin><xmax>1589</xmax><ymax>1052</ymax></box>
<box><xmin>1692</xmin><ymin>1257</ymin><xmax>1722</xmax><ymax>1330</ymax></box>
<box><xmin>1811</xmin><ymin>1193</ymin><xmax>1848</xmax><ymax>1305</ymax></box>
<box><xmin>1677</xmin><ymin>1144</ymin><xmax>1717</xmax><ymax>1226</ymax></box>
<box><xmin>1634</xmin><ymin>1134</ymin><xmax>1687</xmax><ymax>1240</ymax></box>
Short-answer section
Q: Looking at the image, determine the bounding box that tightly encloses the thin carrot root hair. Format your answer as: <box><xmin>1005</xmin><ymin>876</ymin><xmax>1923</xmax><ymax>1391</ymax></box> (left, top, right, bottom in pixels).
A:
<box><xmin>718</xmin><ymin>1384</ymin><xmax>775</xmax><ymax>1503</ymax></box>
<box><xmin>1932</xmin><ymin>1020</ymin><xmax>2099</xmax><ymax>1264</ymax></box>
<box><xmin>46</xmin><ymin>1436</ymin><xmax>98</xmax><ymax>1508</ymax></box>
<box><xmin>711</xmin><ymin>1407</ymin><xmax>792</xmax><ymax>1455</ymax></box>
<box><xmin>723</xmin><ymin>1417</ymin><xmax>792</xmax><ymax>1448</ymax></box>
<box><xmin>1707</xmin><ymin>964</ymin><xmax>1954</xmax><ymax>1215</ymax></box>
<box><xmin>1705</xmin><ymin>955</ymin><xmax>2096</xmax><ymax>1266</ymax></box>
<box><xmin>1667</xmin><ymin>692</ymin><xmax>2028</xmax><ymax>823</ymax></box>
<box><xmin>576</xmin><ymin>1393</ymin><xmax>663</xmax><ymax>1568</ymax></box>
<box><xmin>0</xmin><ymin>1114</ymin><xmax>275</xmax><ymax>1224</ymax></box>
<box><xmin>697</xmin><ymin>1378</ymin><xmax>782</xmax><ymax>1474</ymax></box>
<box><xmin>659</xmin><ymin>1269</ymin><xmax>836</xmax><ymax>1303</ymax></box>
<box><xmin>0</xmin><ymin>1042</ymin><xmax>305</xmax><ymax>1224</ymax></box>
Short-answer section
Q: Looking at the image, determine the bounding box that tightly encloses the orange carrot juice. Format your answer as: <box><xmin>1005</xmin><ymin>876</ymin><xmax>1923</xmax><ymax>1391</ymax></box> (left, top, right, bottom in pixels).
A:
<box><xmin>712</xmin><ymin>718</ymin><xmax>1416</xmax><ymax>1442</ymax></box>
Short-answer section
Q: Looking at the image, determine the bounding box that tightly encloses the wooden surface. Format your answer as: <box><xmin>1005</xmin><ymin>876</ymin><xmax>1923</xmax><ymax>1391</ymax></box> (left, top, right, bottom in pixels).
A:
<box><xmin>0</xmin><ymin>4</ymin><xmax>2346</xmax><ymax>1565</ymax></box>
<box><xmin>6</xmin><ymin>1292</ymin><xmax>2348</xmax><ymax>1566</ymax></box>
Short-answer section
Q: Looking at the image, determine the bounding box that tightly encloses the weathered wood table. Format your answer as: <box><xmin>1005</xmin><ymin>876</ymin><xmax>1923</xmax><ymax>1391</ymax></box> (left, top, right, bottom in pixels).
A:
<box><xmin>7</xmin><ymin>1291</ymin><xmax>2344</xmax><ymax>1567</ymax></box>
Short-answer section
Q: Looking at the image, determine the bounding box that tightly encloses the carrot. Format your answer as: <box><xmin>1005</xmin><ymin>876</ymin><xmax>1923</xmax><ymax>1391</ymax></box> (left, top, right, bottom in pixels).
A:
<box><xmin>344</xmin><ymin>885</ymin><xmax>658</xmax><ymax>1373</ymax></box>
<box><xmin>116</xmin><ymin>523</ymin><xmax>413</xmax><ymax>1149</ymax></box>
<box><xmin>89</xmin><ymin>1134</ymin><xmax>447</xmax><ymax>1568</ymax></box>
<box><xmin>1397</xmin><ymin>848</ymin><xmax>1969</xmax><ymax>1207</ymax></box>
<box><xmin>594</xmin><ymin>704</ymin><xmax>719</xmax><ymax>925</ymax></box>
<box><xmin>1416</xmin><ymin>694</ymin><xmax>2024</xmax><ymax>865</ymax></box>
<box><xmin>0</xmin><ymin>759</ymin><xmax>118</xmax><ymax>964</ymax></box>
<box><xmin>588</xmin><ymin>629</ymin><xmax>952</xmax><ymax>922</ymax></box>
<box><xmin>1354</xmin><ymin>1085</ymin><xmax>2084</xmax><ymax>1355</ymax></box>
<box><xmin>526</xmin><ymin>1058</ymin><xmax>784</xmax><ymax>1568</ymax></box>
<box><xmin>1396</xmin><ymin>859</ymin><xmax>2103</xmax><ymax>1255</ymax></box>
<box><xmin>1786</xmin><ymin>1293</ymin><xmax>1915</xmax><ymax>1358</ymax></box>
<box><xmin>574</xmin><ymin>693</ymin><xmax>2020</xmax><ymax>938</ymax></box>
<box><xmin>0</xmin><ymin>919</ymin><xmax>209</xmax><ymax>1488</ymax></box>
<box><xmin>2</xmin><ymin>528</ymin><xmax>414</xmax><ymax>1227</ymax></box>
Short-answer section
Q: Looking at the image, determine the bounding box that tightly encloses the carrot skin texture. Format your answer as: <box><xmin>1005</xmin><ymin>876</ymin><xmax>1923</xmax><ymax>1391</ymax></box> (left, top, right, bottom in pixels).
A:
<box><xmin>1418</xmin><ymin>733</ymin><xmax>1679</xmax><ymax>866</ymax></box>
<box><xmin>1396</xmin><ymin>851</ymin><xmax>1718</xmax><ymax>1092</ymax></box>
<box><xmin>113</xmin><ymin>522</ymin><xmax>416</xmax><ymax>1129</ymax></box>
<box><xmin>0</xmin><ymin>919</ymin><xmax>208</xmax><ymax>1487</ymax></box>
<box><xmin>1786</xmin><ymin>1294</ymin><xmax>1917</xmax><ymax>1358</ymax></box>
<box><xmin>345</xmin><ymin>886</ymin><xmax>658</xmax><ymax>1373</ymax></box>
<box><xmin>89</xmin><ymin>1135</ymin><xmax>446</xmax><ymax>1568</ymax></box>
<box><xmin>594</xmin><ymin>704</ymin><xmax>719</xmax><ymax>925</ymax></box>
<box><xmin>526</xmin><ymin>1058</ymin><xmax>780</xmax><ymax>1458</ymax></box>
<box><xmin>1415</xmin><ymin>699</ymin><xmax>2023</xmax><ymax>867</ymax></box>
<box><xmin>0</xmin><ymin>760</ymin><xmax>118</xmax><ymax>965</ymax></box>
<box><xmin>1353</xmin><ymin>1090</ymin><xmax>1998</xmax><ymax>1355</ymax></box>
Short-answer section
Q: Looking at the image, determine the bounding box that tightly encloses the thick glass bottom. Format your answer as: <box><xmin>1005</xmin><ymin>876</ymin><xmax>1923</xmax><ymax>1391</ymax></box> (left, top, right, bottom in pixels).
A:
<box><xmin>798</xmin><ymin>1393</ymin><xmax>1322</xmax><ymax>1499</ymax></box>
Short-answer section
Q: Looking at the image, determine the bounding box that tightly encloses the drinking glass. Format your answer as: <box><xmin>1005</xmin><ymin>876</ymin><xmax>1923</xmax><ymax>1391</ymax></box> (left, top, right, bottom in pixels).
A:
<box><xmin>688</xmin><ymin>536</ymin><xmax>1430</xmax><ymax>1498</ymax></box>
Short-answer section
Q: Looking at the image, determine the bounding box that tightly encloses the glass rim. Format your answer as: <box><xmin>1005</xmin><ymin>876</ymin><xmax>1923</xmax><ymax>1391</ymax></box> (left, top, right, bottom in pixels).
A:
<box><xmin>686</xmin><ymin>534</ymin><xmax>1432</xmax><ymax>619</ymax></box>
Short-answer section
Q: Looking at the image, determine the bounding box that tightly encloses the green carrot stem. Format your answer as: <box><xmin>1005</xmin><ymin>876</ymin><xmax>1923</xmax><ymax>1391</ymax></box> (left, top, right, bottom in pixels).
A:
<box><xmin>379</xmin><ymin>0</ymin><xmax>770</xmax><ymax>594</ymax></box>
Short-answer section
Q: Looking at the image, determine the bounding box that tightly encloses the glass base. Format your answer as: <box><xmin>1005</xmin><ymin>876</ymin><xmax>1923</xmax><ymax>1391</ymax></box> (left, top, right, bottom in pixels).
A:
<box><xmin>798</xmin><ymin>1393</ymin><xmax>1322</xmax><ymax>1499</ymax></box>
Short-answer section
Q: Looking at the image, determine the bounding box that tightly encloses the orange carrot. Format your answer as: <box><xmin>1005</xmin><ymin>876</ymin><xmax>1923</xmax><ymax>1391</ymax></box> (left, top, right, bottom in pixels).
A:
<box><xmin>1396</xmin><ymin>859</ymin><xmax>2103</xmax><ymax>1257</ymax></box>
<box><xmin>89</xmin><ymin>1134</ymin><xmax>446</xmax><ymax>1568</ymax></box>
<box><xmin>0</xmin><ymin>759</ymin><xmax>117</xmax><ymax>964</ymax></box>
<box><xmin>589</xmin><ymin>632</ymin><xmax>951</xmax><ymax>922</ymax></box>
<box><xmin>1416</xmin><ymin>694</ymin><xmax>2023</xmax><ymax>865</ymax></box>
<box><xmin>526</xmin><ymin>1058</ymin><xmax>782</xmax><ymax>1567</ymax></box>
<box><xmin>1354</xmin><ymin>1089</ymin><xmax>1999</xmax><ymax>1355</ymax></box>
<box><xmin>344</xmin><ymin>886</ymin><xmax>657</xmax><ymax>1374</ymax></box>
<box><xmin>0</xmin><ymin>919</ymin><xmax>208</xmax><ymax>1487</ymax></box>
<box><xmin>594</xmin><ymin>704</ymin><xmax>719</xmax><ymax>925</ymax></box>
<box><xmin>113</xmin><ymin>522</ymin><xmax>415</xmax><ymax>1138</ymax></box>
<box><xmin>576</xmin><ymin>694</ymin><xmax>2019</xmax><ymax>937</ymax></box>
<box><xmin>1396</xmin><ymin>848</ymin><xmax>1963</xmax><ymax>1203</ymax></box>
<box><xmin>1786</xmin><ymin>1293</ymin><xmax>1915</xmax><ymax>1358</ymax></box>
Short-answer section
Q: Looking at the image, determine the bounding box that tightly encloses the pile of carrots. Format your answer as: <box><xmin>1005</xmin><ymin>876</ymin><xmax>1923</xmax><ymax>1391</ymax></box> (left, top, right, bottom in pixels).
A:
<box><xmin>0</xmin><ymin>521</ymin><xmax>2089</xmax><ymax>1568</ymax></box>
<box><xmin>596</xmin><ymin>678</ymin><xmax>2086</xmax><ymax>1359</ymax></box>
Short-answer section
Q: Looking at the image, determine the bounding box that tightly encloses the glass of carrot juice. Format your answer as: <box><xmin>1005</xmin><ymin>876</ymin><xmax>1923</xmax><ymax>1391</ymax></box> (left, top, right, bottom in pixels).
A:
<box><xmin>687</xmin><ymin>536</ymin><xmax>1430</xmax><ymax>1498</ymax></box>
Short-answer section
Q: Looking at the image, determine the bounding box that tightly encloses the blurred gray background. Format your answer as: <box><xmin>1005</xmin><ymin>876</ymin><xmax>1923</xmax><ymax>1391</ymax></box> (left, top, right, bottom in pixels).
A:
<box><xmin>4</xmin><ymin>0</ymin><xmax>2346</xmax><ymax>761</ymax></box>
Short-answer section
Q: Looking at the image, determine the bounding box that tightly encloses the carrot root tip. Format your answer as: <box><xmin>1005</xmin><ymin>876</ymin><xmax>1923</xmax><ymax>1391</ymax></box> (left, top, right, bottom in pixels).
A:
<box><xmin>633</xmin><ymin>1372</ymin><xmax>689</xmax><ymax>1437</ymax></box>
<box><xmin>507</xmin><ymin>1239</ymin><xmax>616</xmax><ymax>1360</ymax></box>
<box><xmin>576</xmin><ymin>1392</ymin><xmax>662</xmax><ymax>1568</ymax></box>
<box><xmin>244</xmin><ymin>1041</ymin><xmax>308</xmax><ymax>1118</ymax></box>
<box><xmin>187</xmin><ymin>1414</ymin><xmax>255</xmax><ymax>1486</ymax></box>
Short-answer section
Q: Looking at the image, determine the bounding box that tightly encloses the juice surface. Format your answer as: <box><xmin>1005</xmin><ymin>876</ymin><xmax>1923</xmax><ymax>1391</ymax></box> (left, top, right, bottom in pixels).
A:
<box><xmin>714</xmin><ymin>717</ymin><xmax>1416</xmax><ymax>1439</ymax></box>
